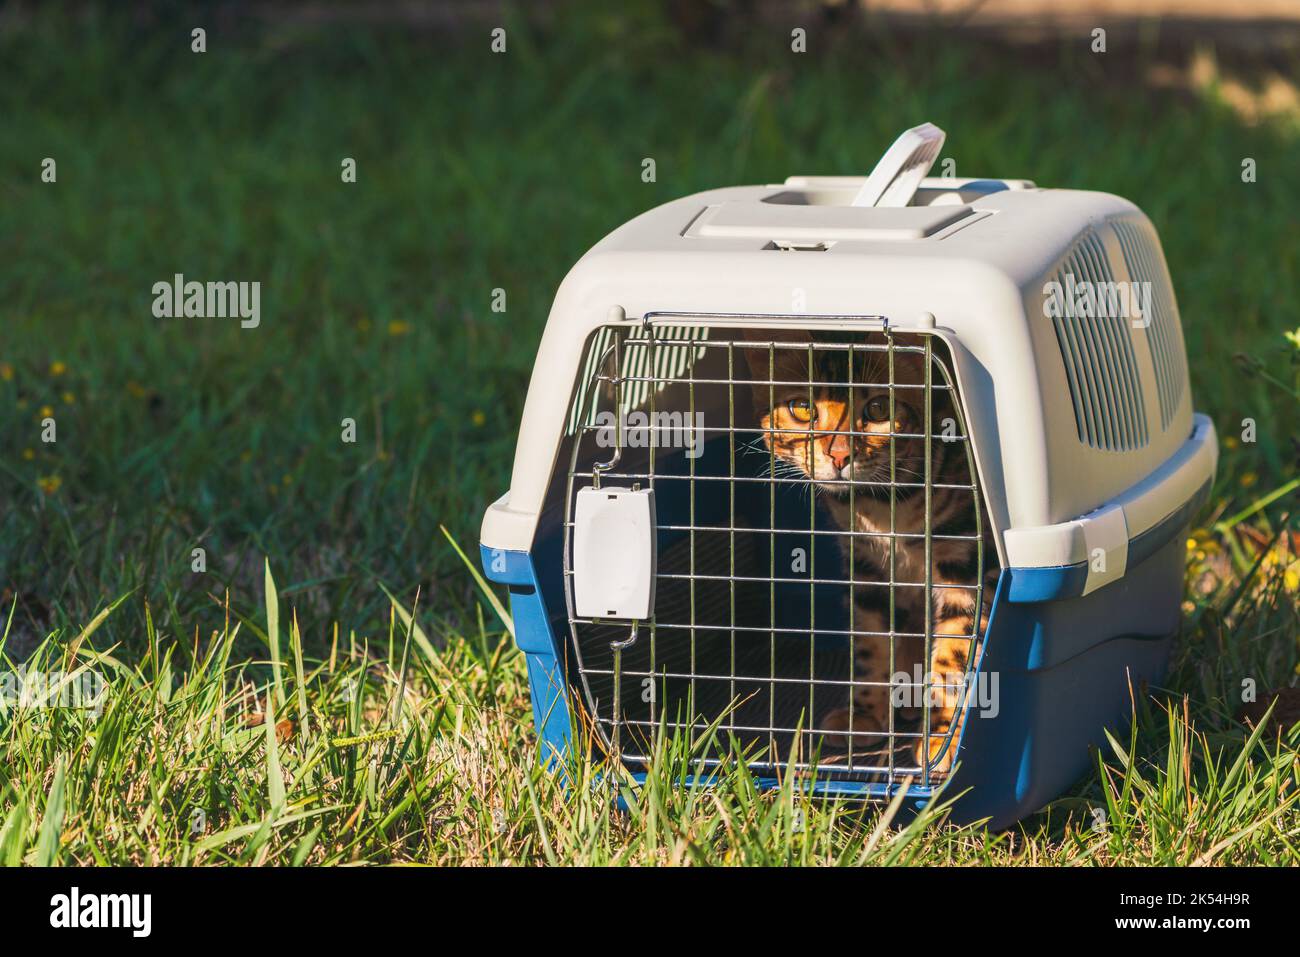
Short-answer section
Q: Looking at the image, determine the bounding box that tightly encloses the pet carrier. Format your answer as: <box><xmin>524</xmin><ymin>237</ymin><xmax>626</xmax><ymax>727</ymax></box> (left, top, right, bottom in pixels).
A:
<box><xmin>479</xmin><ymin>124</ymin><xmax>1217</xmax><ymax>829</ymax></box>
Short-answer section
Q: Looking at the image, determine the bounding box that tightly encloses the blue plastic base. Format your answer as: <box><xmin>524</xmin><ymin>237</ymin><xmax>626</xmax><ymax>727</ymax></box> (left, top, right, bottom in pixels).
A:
<box><xmin>480</xmin><ymin>545</ymin><xmax>573</xmax><ymax>766</ymax></box>
<box><xmin>482</xmin><ymin>515</ymin><xmax>1187</xmax><ymax>830</ymax></box>
<box><xmin>937</xmin><ymin>531</ymin><xmax>1182</xmax><ymax>828</ymax></box>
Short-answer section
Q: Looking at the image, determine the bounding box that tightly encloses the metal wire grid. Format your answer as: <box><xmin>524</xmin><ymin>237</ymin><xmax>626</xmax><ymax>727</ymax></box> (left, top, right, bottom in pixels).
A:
<box><xmin>561</xmin><ymin>318</ymin><xmax>987</xmax><ymax>791</ymax></box>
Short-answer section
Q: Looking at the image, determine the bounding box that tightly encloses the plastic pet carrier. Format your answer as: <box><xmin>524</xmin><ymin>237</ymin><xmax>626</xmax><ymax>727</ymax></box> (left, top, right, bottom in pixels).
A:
<box><xmin>479</xmin><ymin>125</ymin><xmax>1217</xmax><ymax>828</ymax></box>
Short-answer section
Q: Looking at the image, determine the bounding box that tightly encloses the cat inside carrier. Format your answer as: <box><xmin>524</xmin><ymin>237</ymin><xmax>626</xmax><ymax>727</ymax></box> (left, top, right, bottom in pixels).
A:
<box><xmin>481</xmin><ymin>125</ymin><xmax>1218</xmax><ymax>828</ymax></box>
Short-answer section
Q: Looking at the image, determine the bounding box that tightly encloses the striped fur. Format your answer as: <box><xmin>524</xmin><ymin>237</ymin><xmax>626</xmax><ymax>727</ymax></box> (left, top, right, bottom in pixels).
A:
<box><xmin>743</xmin><ymin>334</ymin><xmax>997</xmax><ymax>775</ymax></box>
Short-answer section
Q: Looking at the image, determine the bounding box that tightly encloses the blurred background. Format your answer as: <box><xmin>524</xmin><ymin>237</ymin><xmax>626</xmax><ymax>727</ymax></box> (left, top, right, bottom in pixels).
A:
<box><xmin>1</xmin><ymin>0</ymin><xmax>1297</xmax><ymax>664</ymax></box>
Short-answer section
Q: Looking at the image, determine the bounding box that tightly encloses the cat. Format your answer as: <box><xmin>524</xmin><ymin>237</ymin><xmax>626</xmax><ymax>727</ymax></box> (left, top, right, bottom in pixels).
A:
<box><xmin>743</xmin><ymin>330</ymin><xmax>997</xmax><ymax>775</ymax></box>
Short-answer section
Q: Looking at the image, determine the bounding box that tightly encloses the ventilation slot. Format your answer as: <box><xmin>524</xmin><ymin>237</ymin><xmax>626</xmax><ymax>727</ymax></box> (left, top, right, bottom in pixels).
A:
<box><xmin>1112</xmin><ymin>220</ymin><xmax>1187</xmax><ymax>431</ymax></box>
<box><xmin>566</xmin><ymin>325</ymin><xmax>709</xmax><ymax>435</ymax></box>
<box><xmin>1047</xmin><ymin>232</ymin><xmax>1149</xmax><ymax>452</ymax></box>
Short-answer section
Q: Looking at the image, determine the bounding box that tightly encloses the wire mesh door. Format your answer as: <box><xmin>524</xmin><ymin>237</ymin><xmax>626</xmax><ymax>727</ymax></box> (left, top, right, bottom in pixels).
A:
<box><xmin>562</xmin><ymin>317</ymin><xmax>992</xmax><ymax>791</ymax></box>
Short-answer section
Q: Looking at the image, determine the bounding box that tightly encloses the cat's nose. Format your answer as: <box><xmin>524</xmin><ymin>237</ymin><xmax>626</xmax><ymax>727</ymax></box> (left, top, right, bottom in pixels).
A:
<box><xmin>829</xmin><ymin>449</ymin><xmax>851</xmax><ymax>470</ymax></box>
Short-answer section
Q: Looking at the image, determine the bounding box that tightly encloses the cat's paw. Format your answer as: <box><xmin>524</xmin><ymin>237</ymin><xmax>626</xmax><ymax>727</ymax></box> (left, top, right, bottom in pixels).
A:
<box><xmin>819</xmin><ymin>707</ymin><xmax>891</xmax><ymax>752</ymax></box>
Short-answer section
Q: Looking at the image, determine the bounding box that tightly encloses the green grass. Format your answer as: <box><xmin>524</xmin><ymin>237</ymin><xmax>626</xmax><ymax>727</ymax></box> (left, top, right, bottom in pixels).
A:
<box><xmin>2</xmin><ymin>558</ymin><xmax>1298</xmax><ymax>866</ymax></box>
<box><xmin>0</xmin><ymin>3</ymin><xmax>1298</xmax><ymax>864</ymax></box>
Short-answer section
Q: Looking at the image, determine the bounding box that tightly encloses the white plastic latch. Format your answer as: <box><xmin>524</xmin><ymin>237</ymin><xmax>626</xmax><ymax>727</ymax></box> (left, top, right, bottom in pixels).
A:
<box><xmin>573</xmin><ymin>486</ymin><xmax>657</xmax><ymax>619</ymax></box>
<box><xmin>1080</xmin><ymin>503</ymin><xmax>1128</xmax><ymax>596</ymax></box>
<box><xmin>851</xmin><ymin>123</ymin><xmax>947</xmax><ymax>208</ymax></box>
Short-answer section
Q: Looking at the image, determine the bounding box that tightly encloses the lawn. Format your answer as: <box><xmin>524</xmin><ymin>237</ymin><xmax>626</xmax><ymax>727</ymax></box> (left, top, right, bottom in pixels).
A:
<box><xmin>0</xmin><ymin>3</ymin><xmax>1298</xmax><ymax>864</ymax></box>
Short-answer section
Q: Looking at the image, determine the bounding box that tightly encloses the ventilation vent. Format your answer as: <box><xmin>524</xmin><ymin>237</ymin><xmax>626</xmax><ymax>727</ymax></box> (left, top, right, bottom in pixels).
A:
<box><xmin>566</xmin><ymin>325</ymin><xmax>708</xmax><ymax>435</ymax></box>
<box><xmin>1046</xmin><ymin>231</ymin><xmax>1150</xmax><ymax>452</ymax></box>
<box><xmin>1112</xmin><ymin>220</ymin><xmax>1187</xmax><ymax>431</ymax></box>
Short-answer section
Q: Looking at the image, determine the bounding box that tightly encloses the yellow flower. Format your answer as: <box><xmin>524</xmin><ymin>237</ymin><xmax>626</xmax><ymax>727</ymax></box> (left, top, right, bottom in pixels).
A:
<box><xmin>356</xmin><ymin>317</ymin><xmax>371</xmax><ymax>332</ymax></box>
<box><xmin>0</xmin><ymin>362</ymin><xmax>12</xmax><ymax>381</ymax></box>
<box><xmin>38</xmin><ymin>405</ymin><xmax>54</xmax><ymax>419</ymax></box>
<box><xmin>387</xmin><ymin>320</ymin><xmax>412</xmax><ymax>337</ymax></box>
<box><xmin>37</xmin><ymin>475</ymin><xmax>61</xmax><ymax>495</ymax></box>
<box><xmin>21</xmin><ymin>448</ymin><xmax>35</xmax><ymax>461</ymax></box>
<box><xmin>126</xmin><ymin>380</ymin><xmax>147</xmax><ymax>399</ymax></box>
<box><xmin>1257</xmin><ymin>547</ymin><xmax>1300</xmax><ymax>594</ymax></box>
<box><xmin>49</xmin><ymin>360</ymin><xmax>66</xmax><ymax>376</ymax></box>
<box><xmin>282</xmin><ymin>474</ymin><xmax>293</xmax><ymax>486</ymax></box>
<box><xmin>1240</xmin><ymin>471</ymin><xmax>1258</xmax><ymax>488</ymax></box>
<box><xmin>1222</xmin><ymin>435</ymin><xmax>1239</xmax><ymax>450</ymax></box>
<box><xmin>61</xmin><ymin>391</ymin><xmax>75</xmax><ymax>404</ymax></box>
<box><xmin>471</xmin><ymin>409</ymin><xmax>486</xmax><ymax>427</ymax></box>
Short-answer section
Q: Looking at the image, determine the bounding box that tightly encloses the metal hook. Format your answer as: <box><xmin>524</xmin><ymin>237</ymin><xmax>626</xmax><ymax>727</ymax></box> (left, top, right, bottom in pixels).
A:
<box><xmin>610</xmin><ymin>619</ymin><xmax>639</xmax><ymax>651</ymax></box>
<box><xmin>591</xmin><ymin>447</ymin><xmax>621</xmax><ymax>490</ymax></box>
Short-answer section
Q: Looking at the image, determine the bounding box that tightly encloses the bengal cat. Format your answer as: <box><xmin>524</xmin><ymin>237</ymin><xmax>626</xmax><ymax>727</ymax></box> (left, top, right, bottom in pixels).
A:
<box><xmin>744</xmin><ymin>330</ymin><xmax>997</xmax><ymax>775</ymax></box>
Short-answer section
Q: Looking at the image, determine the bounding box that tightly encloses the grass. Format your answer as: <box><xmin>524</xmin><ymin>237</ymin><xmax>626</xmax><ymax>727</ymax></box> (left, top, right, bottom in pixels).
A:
<box><xmin>2</xmin><ymin>558</ymin><xmax>1298</xmax><ymax>866</ymax></box>
<box><xmin>0</xmin><ymin>2</ymin><xmax>1298</xmax><ymax>864</ymax></box>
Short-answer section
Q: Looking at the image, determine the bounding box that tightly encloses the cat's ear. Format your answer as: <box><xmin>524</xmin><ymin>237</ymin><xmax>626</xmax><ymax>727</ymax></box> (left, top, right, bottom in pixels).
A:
<box><xmin>734</xmin><ymin>327</ymin><xmax>811</xmax><ymax>389</ymax></box>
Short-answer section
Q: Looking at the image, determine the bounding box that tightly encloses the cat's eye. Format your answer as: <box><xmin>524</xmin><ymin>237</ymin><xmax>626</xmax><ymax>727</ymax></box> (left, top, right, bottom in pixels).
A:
<box><xmin>864</xmin><ymin>396</ymin><xmax>892</xmax><ymax>423</ymax></box>
<box><xmin>786</xmin><ymin>398</ymin><xmax>815</xmax><ymax>424</ymax></box>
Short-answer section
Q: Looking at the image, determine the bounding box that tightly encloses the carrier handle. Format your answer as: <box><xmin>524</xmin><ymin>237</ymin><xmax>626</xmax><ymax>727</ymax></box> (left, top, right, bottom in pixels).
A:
<box><xmin>851</xmin><ymin>123</ymin><xmax>947</xmax><ymax>208</ymax></box>
<box><xmin>1003</xmin><ymin>415</ymin><xmax>1218</xmax><ymax>602</ymax></box>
